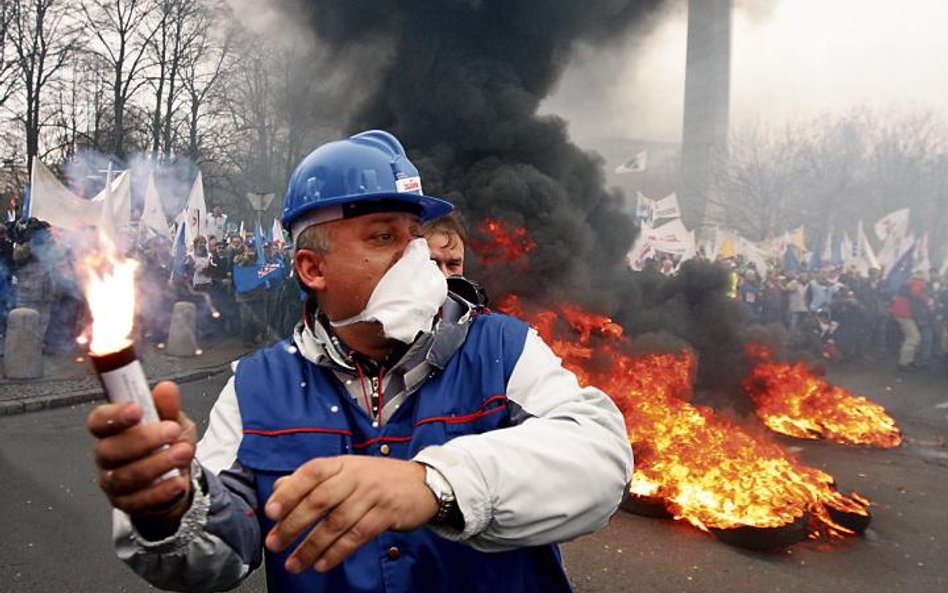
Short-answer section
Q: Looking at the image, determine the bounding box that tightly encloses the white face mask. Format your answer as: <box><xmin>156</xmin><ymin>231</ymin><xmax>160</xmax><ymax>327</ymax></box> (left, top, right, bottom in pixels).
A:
<box><xmin>329</xmin><ymin>238</ymin><xmax>448</xmax><ymax>343</ymax></box>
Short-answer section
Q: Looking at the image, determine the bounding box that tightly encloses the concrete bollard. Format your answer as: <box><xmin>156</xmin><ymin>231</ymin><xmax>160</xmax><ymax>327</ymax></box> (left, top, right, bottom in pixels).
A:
<box><xmin>4</xmin><ymin>308</ymin><xmax>44</xmax><ymax>379</ymax></box>
<box><xmin>166</xmin><ymin>301</ymin><xmax>198</xmax><ymax>357</ymax></box>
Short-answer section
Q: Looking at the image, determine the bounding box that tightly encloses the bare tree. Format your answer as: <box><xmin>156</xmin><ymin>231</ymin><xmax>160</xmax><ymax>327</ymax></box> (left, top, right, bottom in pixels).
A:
<box><xmin>0</xmin><ymin>1</ymin><xmax>21</xmax><ymax>107</ymax></box>
<box><xmin>80</xmin><ymin>0</ymin><xmax>160</xmax><ymax>157</ymax></box>
<box><xmin>178</xmin><ymin>1</ymin><xmax>232</xmax><ymax>161</ymax></box>
<box><xmin>8</xmin><ymin>0</ymin><xmax>80</xmax><ymax>174</ymax></box>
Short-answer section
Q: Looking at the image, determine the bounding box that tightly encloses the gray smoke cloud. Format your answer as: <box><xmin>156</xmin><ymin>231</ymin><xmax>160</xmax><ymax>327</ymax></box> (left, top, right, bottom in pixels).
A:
<box><xmin>290</xmin><ymin>0</ymin><xmax>671</xmax><ymax>297</ymax></box>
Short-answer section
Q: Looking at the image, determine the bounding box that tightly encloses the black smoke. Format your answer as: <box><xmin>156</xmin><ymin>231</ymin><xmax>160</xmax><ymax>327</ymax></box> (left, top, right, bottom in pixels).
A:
<box><xmin>293</xmin><ymin>0</ymin><xmax>751</xmax><ymax>395</ymax></box>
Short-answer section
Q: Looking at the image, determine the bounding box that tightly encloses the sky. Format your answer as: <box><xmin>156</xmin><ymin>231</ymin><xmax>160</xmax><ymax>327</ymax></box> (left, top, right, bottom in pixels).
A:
<box><xmin>541</xmin><ymin>0</ymin><xmax>948</xmax><ymax>143</ymax></box>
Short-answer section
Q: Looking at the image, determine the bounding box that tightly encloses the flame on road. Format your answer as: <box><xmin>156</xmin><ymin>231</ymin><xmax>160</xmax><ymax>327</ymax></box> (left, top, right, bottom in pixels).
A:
<box><xmin>497</xmin><ymin>295</ymin><xmax>869</xmax><ymax>537</ymax></box>
<box><xmin>743</xmin><ymin>344</ymin><xmax>902</xmax><ymax>448</ymax></box>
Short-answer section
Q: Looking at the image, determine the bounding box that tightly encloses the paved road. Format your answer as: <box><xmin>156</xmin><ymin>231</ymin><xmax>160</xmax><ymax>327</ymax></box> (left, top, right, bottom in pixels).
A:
<box><xmin>1</xmin><ymin>364</ymin><xmax>946</xmax><ymax>593</ymax></box>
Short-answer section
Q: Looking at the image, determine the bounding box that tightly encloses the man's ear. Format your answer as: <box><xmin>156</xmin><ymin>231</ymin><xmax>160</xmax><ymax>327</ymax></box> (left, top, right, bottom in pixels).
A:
<box><xmin>295</xmin><ymin>249</ymin><xmax>327</xmax><ymax>292</ymax></box>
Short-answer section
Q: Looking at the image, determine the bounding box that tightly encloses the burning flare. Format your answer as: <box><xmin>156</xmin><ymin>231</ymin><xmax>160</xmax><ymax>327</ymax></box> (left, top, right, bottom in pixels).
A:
<box><xmin>743</xmin><ymin>344</ymin><xmax>902</xmax><ymax>448</ymax></box>
<box><xmin>81</xmin><ymin>235</ymin><xmax>138</xmax><ymax>355</ymax></box>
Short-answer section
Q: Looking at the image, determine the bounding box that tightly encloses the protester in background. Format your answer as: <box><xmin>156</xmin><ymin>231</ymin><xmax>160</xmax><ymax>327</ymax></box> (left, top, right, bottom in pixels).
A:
<box><xmin>209</xmin><ymin>240</ymin><xmax>235</xmax><ymax>333</ymax></box>
<box><xmin>830</xmin><ymin>287</ymin><xmax>866</xmax><ymax>361</ymax></box>
<box><xmin>738</xmin><ymin>268</ymin><xmax>763</xmax><ymax>323</ymax></box>
<box><xmin>890</xmin><ymin>283</ymin><xmax>920</xmax><ymax>372</ymax></box>
<box><xmin>785</xmin><ymin>271</ymin><xmax>810</xmax><ymax>340</ymax></box>
<box><xmin>0</xmin><ymin>224</ymin><xmax>14</xmax><ymax>351</ymax></box>
<box><xmin>859</xmin><ymin>267</ymin><xmax>890</xmax><ymax>359</ymax></box>
<box><xmin>422</xmin><ymin>212</ymin><xmax>467</xmax><ymax>277</ymax></box>
<box><xmin>807</xmin><ymin>268</ymin><xmax>842</xmax><ymax>313</ymax></box>
<box><xmin>86</xmin><ymin>129</ymin><xmax>631</xmax><ymax>593</ymax></box>
<box><xmin>12</xmin><ymin>219</ymin><xmax>55</xmax><ymax>351</ymax></box>
<box><xmin>206</xmin><ymin>206</ymin><xmax>228</xmax><ymax>243</ymax></box>
<box><xmin>907</xmin><ymin>272</ymin><xmax>936</xmax><ymax>369</ymax></box>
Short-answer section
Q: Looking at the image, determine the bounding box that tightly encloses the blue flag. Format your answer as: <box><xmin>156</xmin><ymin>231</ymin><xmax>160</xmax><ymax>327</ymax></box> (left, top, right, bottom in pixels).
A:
<box><xmin>783</xmin><ymin>245</ymin><xmax>800</xmax><ymax>273</ymax></box>
<box><xmin>807</xmin><ymin>233</ymin><xmax>822</xmax><ymax>270</ymax></box>
<box><xmin>171</xmin><ymin>221</ymin><xmax>188</xmax><ymax>279</ymax></box>
<box><xmin>830</xmin><ymin>235</ymin><xmax>843</xmax><ymax>265</ymax></box>
<box><xmin>885</xmin><ymin>242</ymin><xmax>916</xmax><ymax>293</ymax></box>
<box><xmin>22</xmin><ymin>185</ymin><xmax>31</xmax><ymax>220</ymax></box>
<box><xmin>232</xmin><ymin>261</ymin><xmax>284</xmax><ymax>293</ymax></box>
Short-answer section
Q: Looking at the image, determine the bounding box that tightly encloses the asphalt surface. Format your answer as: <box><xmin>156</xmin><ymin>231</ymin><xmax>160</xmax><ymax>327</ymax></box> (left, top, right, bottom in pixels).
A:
<box><xmin>1</xmin><ymin>355</ymin><xmax>946</xmax><ymax>593</ymax></box>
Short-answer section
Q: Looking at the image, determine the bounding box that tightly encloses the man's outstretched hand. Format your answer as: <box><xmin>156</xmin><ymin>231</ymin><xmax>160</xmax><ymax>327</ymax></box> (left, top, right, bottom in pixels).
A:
<box><xmin>87</xmin><ymin>381</ymin><xmax>197</xmax><ymax>537</ymax></box>
<box><xmin>264</xmin><ymin>456</ymin><xmax>439</xmax><ymax>574</ymax></box>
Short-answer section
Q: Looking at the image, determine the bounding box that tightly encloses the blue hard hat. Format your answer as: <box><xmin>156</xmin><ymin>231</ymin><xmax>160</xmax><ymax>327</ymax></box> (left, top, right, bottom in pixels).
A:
<box><xmin>281</xmin><ymin>130</ymin><xmax>454</xmax><ymax>238</ymax></box>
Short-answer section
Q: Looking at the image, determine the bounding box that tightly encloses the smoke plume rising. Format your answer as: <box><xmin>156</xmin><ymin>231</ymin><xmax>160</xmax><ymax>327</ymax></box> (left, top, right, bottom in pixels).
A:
<box><xmin>289</xmin><ymin>0</ymin><xmax>752</xmax><ymax>394</ymax></box>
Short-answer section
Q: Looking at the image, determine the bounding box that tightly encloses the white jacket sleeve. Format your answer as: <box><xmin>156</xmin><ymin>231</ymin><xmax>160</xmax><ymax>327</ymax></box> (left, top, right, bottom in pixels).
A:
<box><xmin>413</xmin><ymin>329</ymin><xmax>633</xmax><ymax>552</ymax></box>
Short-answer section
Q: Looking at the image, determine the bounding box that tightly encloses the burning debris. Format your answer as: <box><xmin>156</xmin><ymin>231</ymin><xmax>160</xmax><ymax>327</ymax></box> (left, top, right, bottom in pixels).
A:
<box><xmin>498</xmin><ymin>296</ymin><xmax>873</xmax><ymax>550</ymax></box>
<box><xmin>743</xmin><ymin>344</ymin><xmax>903</xmax><ymax>448</ymax></box>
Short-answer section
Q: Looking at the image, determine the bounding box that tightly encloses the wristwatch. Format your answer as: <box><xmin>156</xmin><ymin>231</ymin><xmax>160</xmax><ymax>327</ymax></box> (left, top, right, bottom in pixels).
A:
<box><xmin>423</xmin><ymin>465</ymin><xmax>465</xmax><ymax>531</ymax></box>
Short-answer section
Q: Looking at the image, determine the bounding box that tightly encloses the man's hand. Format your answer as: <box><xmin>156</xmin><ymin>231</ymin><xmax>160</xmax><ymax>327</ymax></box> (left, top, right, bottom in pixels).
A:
<box><xmin>264</xmin><ymin>457</ymin><xmax>438</xmax><ymax>574</ymax></box>
<box><xmin>87</xmin><ymin>381</ymin><xmax>196</xmax><ymax>535</ymax></box>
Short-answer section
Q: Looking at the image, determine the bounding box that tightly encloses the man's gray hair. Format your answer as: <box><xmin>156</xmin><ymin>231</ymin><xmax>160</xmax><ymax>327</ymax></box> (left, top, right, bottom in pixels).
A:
<box><xmin>295</xmin><ymin>224</ymin><xmax>332</xmax><ymax>255</ymax></box>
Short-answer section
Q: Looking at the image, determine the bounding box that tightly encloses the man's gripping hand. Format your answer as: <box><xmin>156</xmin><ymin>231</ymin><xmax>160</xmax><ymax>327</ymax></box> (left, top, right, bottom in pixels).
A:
<box><xmin>86</xmin><ymin>381</ymin><xmax>197</xmax><ymax>537</ymax></box>
<box><xmin>264</xmin><ymin>456</ymin><xmax>439</xmax><ymax>574</ymax></box>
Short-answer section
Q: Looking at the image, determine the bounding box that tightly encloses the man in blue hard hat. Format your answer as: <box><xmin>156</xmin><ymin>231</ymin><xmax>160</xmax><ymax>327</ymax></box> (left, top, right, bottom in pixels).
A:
<box><xmin>86</xmin><ymin>130</ymin><xmax>632</xmax><ymax>593</ymax></box>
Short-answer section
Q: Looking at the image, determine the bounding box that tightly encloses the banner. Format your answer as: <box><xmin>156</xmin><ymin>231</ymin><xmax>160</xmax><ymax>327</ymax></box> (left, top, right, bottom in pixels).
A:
<box><xmin>642</xmin><ymin>218</ymin><xmax>693</xmax><ymax>256</ymax></box>
<box><xmin>29</xmin><ymin>160</ymin><xmax>130</xmax><ymax>232</ymax></box>
<box><xmin>873</xmin><ymin>208</ymin><xmax>910</xmax><ymax>243</ymax></box>
<box><xmin>651</xmin><ymin>193</ymin><xmax>681</xmax><ymax>222</ymax></box>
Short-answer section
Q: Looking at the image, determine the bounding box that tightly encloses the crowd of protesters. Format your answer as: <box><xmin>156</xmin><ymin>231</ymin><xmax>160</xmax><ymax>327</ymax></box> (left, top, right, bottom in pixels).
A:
<box><xmin>0</xmin><ymin>210</ymin><xmax>303</xmax><ymax>356</ymax></box>
<box><xmin>650</xmin><ymin>253</ymin><xmax>948</xmax><ymax>372</ymax></box>
<box><xmin>2</xmin><ymin>209</ymin><xmax>945</xmax><ymax>376</ymax></box>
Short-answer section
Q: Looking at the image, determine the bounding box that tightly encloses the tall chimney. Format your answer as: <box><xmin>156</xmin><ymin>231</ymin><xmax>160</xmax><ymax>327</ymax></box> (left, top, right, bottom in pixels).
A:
<box><xmin>680</xmin><ymin>0</ymin><xmax>732</xmax><ymax>234</ymax></box>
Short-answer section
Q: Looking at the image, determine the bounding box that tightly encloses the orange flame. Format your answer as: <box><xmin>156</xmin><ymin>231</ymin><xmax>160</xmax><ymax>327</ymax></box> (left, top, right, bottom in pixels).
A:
<box><xmin>743</xmin><ymin>344</ymin><xmax>902</xmax><ymax>448</ymax></box>
<box><xmin>469</xmin><ymin>219</ymin><xmax>536</xmax><ymax>265</ymax></box>
<box><xmin>81</xmin><ymin>234</ymin><xmax>138</xmax><ymax>355</ymax></box>
<box><xmin>496</xmin><ymin>298</ymin><xmax>870</xmax><ymax>536</ymax></box>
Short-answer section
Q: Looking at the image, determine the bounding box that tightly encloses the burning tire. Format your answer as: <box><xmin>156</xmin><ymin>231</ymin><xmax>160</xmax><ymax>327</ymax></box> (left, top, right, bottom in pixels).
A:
<box><xmin>709</xmin><ymin>514</ymin><xmax>809</xmax><ymax>551</ymax></box>
<box><xmin>825</xmin><ymin>502</ymin><xmax>872</xmax><ymax>534</ymax></box>
<box><xmin>619</xmin><ymin>493</ymin><xmax>674</xmax><ymax>519</ymax></box>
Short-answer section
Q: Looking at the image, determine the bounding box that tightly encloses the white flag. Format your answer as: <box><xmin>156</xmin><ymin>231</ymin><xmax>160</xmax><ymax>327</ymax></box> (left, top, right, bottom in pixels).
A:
<box><xmin>873</xmin><ymin>208</ymin><xmax>910</xmax><ymax>242</ymax></box>
<box><xmin>651</xmin><ymin>193</ymin><xmax>681</xmax><ymax>222</ymax></box>
<box><xmin>101</xmin><ymin>170</ymin><xmax>132</xmax><ymax>228</ymax></box>
<box><xmin>141</xmin><ymin>174</ymin><xmax>169</xmax><ymax>238</ymax></box>
<box><xmin>736</xmin><ymin>236</ymin><xmax>769</xmax><ymax>281</ymax></box>
<box><xmin>840</xmin><ymin>231</ymin><xmax>853</xmax><ymax>264</ymax></box>
<box><xmin>29</xmin><ymin>160</ymin><xmax>100</xmax><ymax>231</ymax></box>
<box><xmin>271</xmin><ymin>218</ymin><xmax>284</xmax><ymax>245</ymax></box>
<box><xmin>183</xmin><ymin>171</ymin><xmax>207</xmax><ymax>251</ymax></box>
<box><xmin>615</xmin><ymin>150</ymin><xmax>647</xmax><ymax>174</ymax></box>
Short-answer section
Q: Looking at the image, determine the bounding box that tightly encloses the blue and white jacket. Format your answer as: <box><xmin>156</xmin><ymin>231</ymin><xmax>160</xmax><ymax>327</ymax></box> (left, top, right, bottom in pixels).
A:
<box><xmin>113</xmin><ymin>301</ymin><xmax>633</xmax><ymax>593</ymax></box>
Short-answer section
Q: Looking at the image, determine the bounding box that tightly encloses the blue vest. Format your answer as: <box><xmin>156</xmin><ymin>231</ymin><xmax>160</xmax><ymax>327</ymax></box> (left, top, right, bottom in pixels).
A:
<box><xmin>234</xmin><ymin>313</ymin><xmax>574</xmax><ymax>593</ymax></box>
